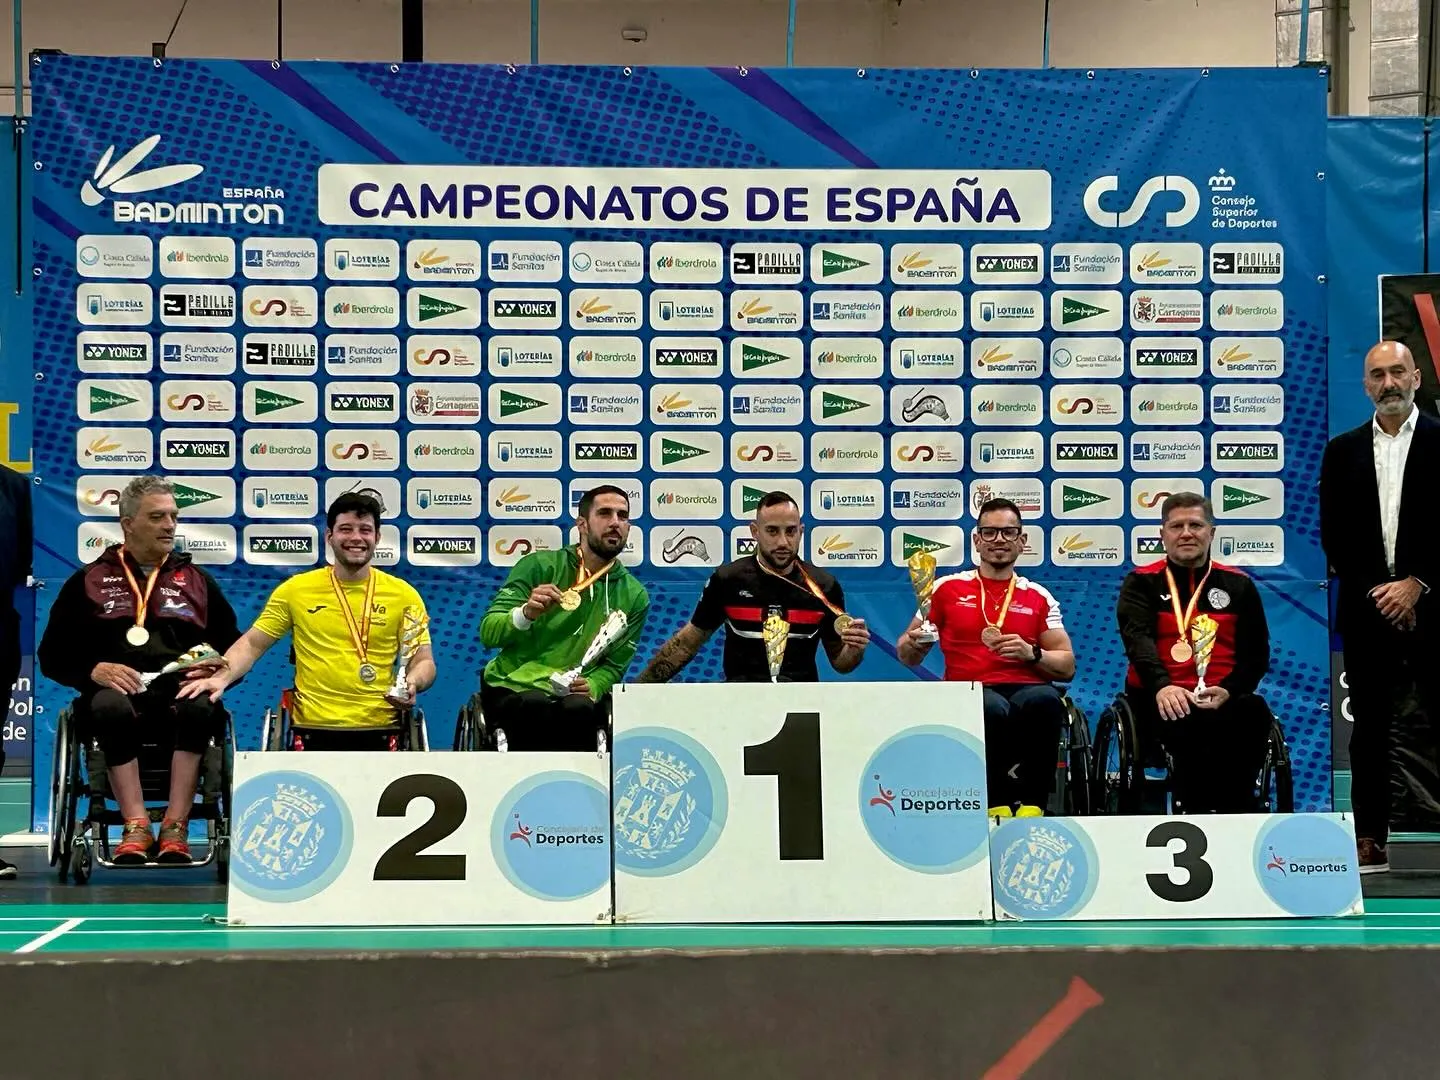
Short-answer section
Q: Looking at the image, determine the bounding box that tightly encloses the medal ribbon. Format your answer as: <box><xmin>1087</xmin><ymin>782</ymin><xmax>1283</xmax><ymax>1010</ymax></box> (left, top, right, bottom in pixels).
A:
<box><xmin>1164</xmin><ymin>563</ymin><xmax>1213</xmax><ymax>646</ymax></box>
<box><xmin>754</xmin><ymin>555</ymin><xmax>846</xmax><ymax>617</ymax></box>
<box><xmin>119</xmin><ymin>547</ymin><xmax>162</xmax><ymax>634</ymax></box>
<box><xmin>571</xmin><ymin>547</ymin><xmax>615</xmax><ymax>596</ymax></box>
<box><xmin>978</xmin><ymin>574</ymin><xmax>1017</xmax><ymax>634</ymax></box>
<box><xmin>329</xmin><ymin>568</ymin><xmax>376</xmax><ymax>666</ymax></box>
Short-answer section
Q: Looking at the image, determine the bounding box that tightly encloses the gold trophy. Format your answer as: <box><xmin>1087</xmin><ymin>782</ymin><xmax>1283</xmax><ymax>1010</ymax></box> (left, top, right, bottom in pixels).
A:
<box><xmin>1190</xmin><ymin>613</ymin><xmax>1218</xmax><ymax>695</ymax></box>
<box><xmin>139</xmin><ymin>644</ymin><xmax>223</xmax><ymax>689</ymax></box>
<box><xmin>762</xmin><ymin>607</ymin><xmax>790</xmax><ymax>683</ymax></box>
<box><xmin>907</xmin><ymin>551</ymin><xmax>940</xmax><ymax>644</ymax></box>
<box><xmin>550</xmin><ymin>609</ymin><xmax>630</xmax><ymax>696</ymax></box>
<box><xmin>388</xmin><ymin>606</ymin><xmax>430</xmax><ymax>700</ymax></box>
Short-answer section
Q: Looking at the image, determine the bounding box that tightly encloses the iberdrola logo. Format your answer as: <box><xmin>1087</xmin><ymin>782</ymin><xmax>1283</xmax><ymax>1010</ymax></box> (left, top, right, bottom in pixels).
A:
<box><xmin>81</xmin><ymin>135</ymin><xmax>203</xmax><ymax>206</ymax></box>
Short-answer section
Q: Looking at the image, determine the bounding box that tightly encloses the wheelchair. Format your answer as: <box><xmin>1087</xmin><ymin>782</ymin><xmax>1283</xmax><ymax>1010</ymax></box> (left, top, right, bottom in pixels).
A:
<box><xmin>1048</xmin><ymin>690</ymin><xmax>1094</xmax><ymax>816</ymax></box>
<box><xmin>47</xmin><ymin>701</ymin><xmax>233</xmax><ymax>885</ymax></box>
<box><xmin>453</xmin><ymin>687</ymin><xmax>610</xmax><ymax>753</ymax></box>
<box><xmin>1091</xmin><ymin>691</ymin><xmax>1294</xmax><ymax>815</ymax></box>
<box><xmin>261</xmin><ymin>688</ymin><xmax>429</xmax><ymax>751</ymax></box>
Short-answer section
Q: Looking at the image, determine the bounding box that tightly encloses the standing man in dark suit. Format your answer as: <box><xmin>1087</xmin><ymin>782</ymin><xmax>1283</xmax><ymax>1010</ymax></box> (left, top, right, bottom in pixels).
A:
<box><xmin>1320</xmin><ymin>340</ymin><xmax>1440</xmax><ymax>874</ymax></box>
<box><xmin>0</xmin><ymin>465</ymin><xmax>31</xmax><ymax>878</ymax></box>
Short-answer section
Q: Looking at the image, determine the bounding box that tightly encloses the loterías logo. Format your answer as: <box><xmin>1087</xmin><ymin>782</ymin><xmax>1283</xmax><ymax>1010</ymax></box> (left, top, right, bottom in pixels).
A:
<box><xmin>80</xmin><ymin>135</ymin><xmax>203</xmax><ymax>206</ymax></box>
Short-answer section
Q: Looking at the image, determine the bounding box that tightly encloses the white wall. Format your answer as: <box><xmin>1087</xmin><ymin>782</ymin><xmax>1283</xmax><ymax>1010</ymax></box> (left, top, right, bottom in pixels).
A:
<box><xmin>0</xmin><ymin>0</ymin><xmax>1329</xmax><ymax>111</ymax></box>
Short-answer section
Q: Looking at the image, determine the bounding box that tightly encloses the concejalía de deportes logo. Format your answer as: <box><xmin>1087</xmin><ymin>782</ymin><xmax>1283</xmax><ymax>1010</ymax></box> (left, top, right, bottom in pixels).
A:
<box><xmin>859</xmin><ymin>725</ymin><xmax>989</xmax><ymax>874</ymax></box>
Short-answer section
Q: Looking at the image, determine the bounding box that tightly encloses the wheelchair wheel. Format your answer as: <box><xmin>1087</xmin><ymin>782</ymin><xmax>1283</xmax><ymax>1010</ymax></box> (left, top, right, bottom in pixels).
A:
<box><xmin>70</xmin><ymin>835</ymin><xmax>92</xmax><ymax>886</ymax></box>
<box><xmin>453</xmin><ymin>693</ymin><xmax>487</xmax><ymax>751</ymax></box>
<box><xmin>1091</xmin><ymin>697</ymin><xmax>1142</xmax><ymax>814</ymax></box>
<box><xmin>48</xmin><ymin>709</ymin><xmax>73</xmax><ymax>870</ymax></box>
<box><xmin>262</xmin><ymin>706</ymin><xmax>283</xmax><ymax>751</ymax></box>
<box><xmin>1259</xmin><ymin>714</ymin><xmax>1295</xmax><ymax>813</ymax></box>
<box><xmin>1065</xmin><ymin>699</ymin><xmax>1094</xmax><ymax>816</ymax></box>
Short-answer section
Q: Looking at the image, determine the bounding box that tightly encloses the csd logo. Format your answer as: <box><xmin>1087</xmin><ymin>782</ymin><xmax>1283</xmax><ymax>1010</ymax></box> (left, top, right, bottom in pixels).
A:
<box><xmin>494</xmin><ymin>538</ymin><xmax>532</xmax><ymax>556</ymax></box>
<box><xmin>1056</xmin><ymin>398</ymin><xmax>1095</xmax><ymax>414</ymax></box>
<box><xmin>896</xmin><ymin>445</ymin><xmax>935</xmax><ymax>462</ymax></box>
<box><xmin>1083</xmin><ymin>175</ymin><xmax>1199</xmax><ymax>228</ymax></box>
<box><xmin>413</xmin><ymin>348</ymin><xmax>451</xmax><ymax>365</ymax></box>
<box><xmin>248</xmin><ymin>298</ymin><xmax>289</xmax><ymax>316</ymax></box>
<box><xmin>736</xmin><ymin>445</ymin><xmax>773</xmax><ymax>462</ymax></box>
<box><xmin>166</xmin><ymin>393</ymin><xmax>206</xmax><ymax>411</ymax></box>
<box><xmin>331</xmin><ymin>443</ymin><xmax>370</xmax><ymax>460</ymax></box>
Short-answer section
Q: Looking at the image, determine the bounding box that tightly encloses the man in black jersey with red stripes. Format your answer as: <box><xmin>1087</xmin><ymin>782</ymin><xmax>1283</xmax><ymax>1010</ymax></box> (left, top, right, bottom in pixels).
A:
<box><xmin>1116</xmin><ymin>490</ymin><xmax>1272</xmax><ymax>813</ymax></box>
<box><xmin>637</xmin><ymin>492</ymin><xmax>871</xmax><ymax>682</ymax></box>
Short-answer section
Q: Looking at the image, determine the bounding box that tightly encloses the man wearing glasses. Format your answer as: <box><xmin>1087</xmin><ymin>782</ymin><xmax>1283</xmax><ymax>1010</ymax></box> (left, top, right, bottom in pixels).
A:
<box><xmin>896</xmin><ymin>498</ymin><xmax>1076</xmax><ymax>817</ymax></box>
<box><xmin>1116</xmin><ymin>491</ymin><xmax>1272</xmax><ymax>813</ymax></box>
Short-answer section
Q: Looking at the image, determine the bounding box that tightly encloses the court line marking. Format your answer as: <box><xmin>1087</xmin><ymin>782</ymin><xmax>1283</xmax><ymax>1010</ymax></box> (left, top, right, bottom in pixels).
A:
<box><xmin>15</xmin><ymin>918</ymin><xmax>83</xmax><ymax>953</ymax></box>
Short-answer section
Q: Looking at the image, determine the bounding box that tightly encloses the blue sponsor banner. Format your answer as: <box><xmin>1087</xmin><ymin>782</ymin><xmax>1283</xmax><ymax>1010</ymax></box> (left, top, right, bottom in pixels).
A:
<box><xmin>28</xmin><ymin>60</ymin><xmax>1329</xmax><ymax>831</ymax></box>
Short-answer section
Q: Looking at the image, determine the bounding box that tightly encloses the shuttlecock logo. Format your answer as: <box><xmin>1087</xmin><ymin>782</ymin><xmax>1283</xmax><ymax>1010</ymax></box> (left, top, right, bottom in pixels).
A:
<box><xmin>81</xmin><ymin>135</ymin><xmax>203</xmax><ymax>207</ymax></box>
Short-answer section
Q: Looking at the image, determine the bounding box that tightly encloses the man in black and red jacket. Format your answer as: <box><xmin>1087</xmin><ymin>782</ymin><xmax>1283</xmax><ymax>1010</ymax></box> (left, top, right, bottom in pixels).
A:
<box><xmin>39</xmin><ymin>477</ymin><xmax>240</xmax><ymax>865</ymax></box>
<box><xmin>1116</xmin><ymin>491</ymin><xmax>1272</xmax><ymax>813</ymax></box>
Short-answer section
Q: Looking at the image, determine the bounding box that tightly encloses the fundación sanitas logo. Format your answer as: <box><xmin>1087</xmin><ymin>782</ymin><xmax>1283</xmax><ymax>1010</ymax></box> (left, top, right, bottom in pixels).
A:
<box><xmin>613</xmin><ymin>728</ymin><xmax>728</xmax><ymax>876</ymax></box>
<box><xmin>80</xmin><ymin>135</ymin><xmax>204</xmax><ymax>207</ymax></box>
<box><xmin>491</xmin><ymin>771</ymin><xmax>610</xmax><ymax>902</ymax></box>
<box><xmin>228</xmin><ymin>770</ymin><xmax>353</xmax><ymax>903</ymax></box>
<box><xmin>860</xmin><ymin>725</ymin><xmax>989</xmax><ymax>874</ymax></box>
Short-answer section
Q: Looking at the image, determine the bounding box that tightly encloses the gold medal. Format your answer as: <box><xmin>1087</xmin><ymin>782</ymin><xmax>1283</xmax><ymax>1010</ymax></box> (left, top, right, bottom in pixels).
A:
<box><xmin>834</xmin><ymin>613</ymin><xmax>853</xmax><ymax>634</ymax></box>
<box><xmin>980</xmin><ymin>625</ymin><xmax>1003</xmax><ymax>647</ymax></box>
<box><xmin>561</xmin><ymin>548</ymin><xmax>613</xmax><ymax>613</ymax></box>
<box><xmin>1164</xmin><ymin>563</ymin><xmax>1212</xmax><ymax>669</ymax></box>
<box><xmin>1170</xmin><ymin>640</ymin><xmax>1194</xmax><ymax>663</ymax></box>
<box><xmin>119</xmin><ymin>547</ymin><xmax>161</xmax><ymax>649</ymax></box>
<box><xmin>755</xmin><ymin>556</ymin><xmax>848</xmax><ymax>623</ymax></box>
<box><xmin>558</xmin><ymin>589</ymin><xmax>582</xmax><ymax>611</ymax></box>
<box><xmin>125</xmin><ymin>625</ymin><xmax>151</xmax><ymax>647</ymax></box>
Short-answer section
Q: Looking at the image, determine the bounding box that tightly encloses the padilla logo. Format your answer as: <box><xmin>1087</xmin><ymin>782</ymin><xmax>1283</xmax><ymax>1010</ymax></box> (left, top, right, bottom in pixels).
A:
<box><xmin>499</xmin><ymin>389</ymin><xmax>547</xmax><ymax>418</ymax></box>
<box><xmin>662</xmin><ymin>438</ymin><xmax>710</xmax><ymax>466</ymax></box>
<box><xmin>1062</xmin><ymin>297</ymin><xmax>1108</xmax><ymax>325</ymax></box>
<box><xmin>741</xmin><ymin>343</ymin><xmax>788</xmax><ymax>372</ymax></box>
<box><xmin>1062</xmin><ymin>485</ymin><xmax>1107</xmax><ymax>513</ymax></box>
<box><xmin>821</xmin><ymin>250</ymin><xmax>869</xmax><ymax>277</ymax></box>
<box><xmin>80</xmin><ymin>135</ymin><xmax>203</xmax><ymax>206</ymax></box>
<box><xmin>901</xmin><ymin>533</ymin><xmax>948</xmax><ymax>560</ymax></box>
<box><xmin>821</xmin><ymin>392</ymin><xmax>869</xmax><ymax>419</ymax></box>
<box><xmin>89</xmin><ymin>386</ymin><xmax>138</xmax><ymax>414</ymax></box>
<box><xmin>1221</xmin><ymin>484</ymin><xmax>1269</xmax><ymax>512</ymax></box>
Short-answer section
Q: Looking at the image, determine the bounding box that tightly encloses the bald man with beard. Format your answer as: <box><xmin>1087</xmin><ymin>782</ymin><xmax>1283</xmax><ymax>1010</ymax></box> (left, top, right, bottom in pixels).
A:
<box><xmin>1321</xmin><ymin>341</ymin><xmax>1440</xmax><ymax>874</ymax></box>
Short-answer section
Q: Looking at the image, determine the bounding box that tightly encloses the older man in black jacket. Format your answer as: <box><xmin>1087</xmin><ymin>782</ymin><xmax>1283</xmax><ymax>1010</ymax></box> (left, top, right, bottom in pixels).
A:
<box><xmin>0</xmin><ymin>464</ymin><xmax>29</xmax><ymax>877</ymax></box>
<box><xmin>1321</xmin><ymin>340</ymin><xmax>1440</xmax><ymax>874</ymax></box>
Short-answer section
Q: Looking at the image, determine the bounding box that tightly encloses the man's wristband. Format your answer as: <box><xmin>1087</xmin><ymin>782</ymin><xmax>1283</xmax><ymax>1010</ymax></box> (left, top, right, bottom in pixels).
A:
<box><xmin>511</xmin><ymin>605</ymin><xmax>535</xmax><ymax>630</ymax></box>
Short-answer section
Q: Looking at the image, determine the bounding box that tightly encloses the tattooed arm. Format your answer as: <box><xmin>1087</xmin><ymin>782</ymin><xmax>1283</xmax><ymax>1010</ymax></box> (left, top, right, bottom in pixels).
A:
<box><xmin>636</xmin><ymin>623</ymin><xmax>715</xmax><ymax>684</ymax></box>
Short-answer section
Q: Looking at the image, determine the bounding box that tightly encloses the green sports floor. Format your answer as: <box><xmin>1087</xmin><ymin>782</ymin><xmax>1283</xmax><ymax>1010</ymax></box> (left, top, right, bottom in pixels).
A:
<box><xmin>6</xmin><ymin>777</ymin><xmax>1440</xmax><ymax>957</ymax></box>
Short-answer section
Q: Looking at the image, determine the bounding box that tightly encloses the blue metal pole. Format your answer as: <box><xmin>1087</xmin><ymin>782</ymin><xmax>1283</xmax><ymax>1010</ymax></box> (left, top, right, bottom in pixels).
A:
<box><xmin>1298</xmin><ymin>0</ymin><xmax>1311</xmax><ymax>63</ymax></box>
<box><xmin>530</xmin><ymin>0</ymin><xmax>539</xmax><ymax>64</ymax></box>
<box><xmin>13</xmin><ymin>0</ymin><xmax>21</xmax><ymax>117</ymax></box>
<box><xmin>786</xmin><ymin>0</ymin><xmax>796</xmax><ymax>66</ymax></box>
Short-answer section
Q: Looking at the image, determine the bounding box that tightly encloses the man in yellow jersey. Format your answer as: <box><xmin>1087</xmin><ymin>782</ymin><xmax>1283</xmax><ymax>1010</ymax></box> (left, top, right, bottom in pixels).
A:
<box><xmin>179</xmin><ymin>492</ymin><xmax>436</xmax><ymax>749</ymax></box>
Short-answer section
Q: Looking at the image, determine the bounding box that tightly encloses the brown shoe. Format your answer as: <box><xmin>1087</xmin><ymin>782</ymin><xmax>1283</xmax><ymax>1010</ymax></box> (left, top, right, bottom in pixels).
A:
<box><xmin>113</xmin><ymin>818</ymin><xmax>153</xmax><ymax>866</ymax></box>
<box><xmin>1358</xmin><ymin>837</ymin><xmax>1390</xmax><ymax>875</ymax></box>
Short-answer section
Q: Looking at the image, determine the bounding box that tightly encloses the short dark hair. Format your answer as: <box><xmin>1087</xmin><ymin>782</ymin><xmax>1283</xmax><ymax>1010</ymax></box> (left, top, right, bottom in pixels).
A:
<box><xmin>756</xmin><ymin>491</ymin><xmax>798</xmax><ymax>514</ymax></box>
<box><xmin>1160</xmin><ymin>491</ymin><xmax>1214</xmax><ymax>525</ymax></box>
<box><xmin>578</xmin><ymin>485</ymin><xmax>629</xmax><ymax>517</ymax></box>
<box><xmin>326</xmin><ymin>492</ymin><xmax>382</xmax><ymax>531</ymax></box>
<box><xmin>976</xmin><ymin>497</ymin><xmax>1022</xmax><ymax>525</ymax></box>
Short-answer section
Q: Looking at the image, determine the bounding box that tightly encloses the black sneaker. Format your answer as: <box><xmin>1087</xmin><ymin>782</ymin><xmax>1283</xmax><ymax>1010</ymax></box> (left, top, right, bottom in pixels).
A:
<box><xmin>0</xmin><ymin>857</ymin><xmax>17</xmax><ymax>879</ymax></box>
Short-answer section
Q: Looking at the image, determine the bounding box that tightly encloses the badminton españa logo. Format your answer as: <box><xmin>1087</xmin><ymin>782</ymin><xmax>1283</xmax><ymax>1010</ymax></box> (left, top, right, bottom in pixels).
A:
<box><xmin>1253</xmin><ymin>815</ymin><xmax>1361</xmax><ymax>917</ymax></box>
<box><xmin>859</xmin><ymin>725</ymin><xmax>989</xmax><ymax>873</ymax></box>
<box><xmin>229</xmin><ymin>771</ymin><xmax>353</xmax><ymax>903</ymax></box>
<box><xmin>491</xmin><ymin>772</ymin><xmax>610</xmax><ymax>902</ymax></box>
<box><xmin>991</xmin><ymin>817</ymin><xmax>1099</xmax><ymax>919</ymax></box>
<box><xmin>80</xmin><ymin>135</ymin><xmax>204</xmax><ymax>206</ymax></box>
<box><xmin>612</xmin><ymin>727</ymin><xmax>728</xmax><ymax>876</ymax></box>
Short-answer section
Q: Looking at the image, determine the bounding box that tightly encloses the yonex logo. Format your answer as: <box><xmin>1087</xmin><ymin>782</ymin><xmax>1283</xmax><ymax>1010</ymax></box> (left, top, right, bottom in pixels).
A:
<box><xmin>80</xmin><ymin>135</ymin><xmax>204</xmax><ymax>206</ymax></box>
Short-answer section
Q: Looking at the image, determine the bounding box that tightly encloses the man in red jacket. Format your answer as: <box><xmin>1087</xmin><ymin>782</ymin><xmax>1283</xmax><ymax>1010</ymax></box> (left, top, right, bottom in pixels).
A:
<box><xmin>1116</xmin><ymin>491</ymin><xmax>1272</xmax><ymax>813</ymax></box>
<box><xmin>39</xmin><ymin>477</ymin><xmax>240</xmax><ymax>864</ymax></box>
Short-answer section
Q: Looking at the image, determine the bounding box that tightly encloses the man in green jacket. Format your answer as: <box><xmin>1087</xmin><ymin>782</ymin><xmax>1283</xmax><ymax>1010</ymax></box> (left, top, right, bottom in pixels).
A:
<box><xmin>479</xmin><ymin>485</ymin><xmax>649</xmax><ymax>749</ymax></box>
